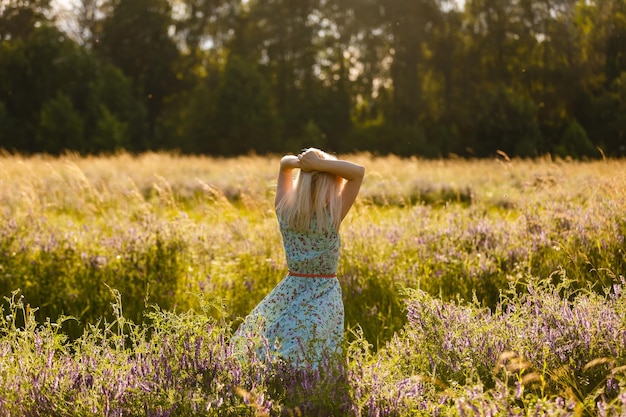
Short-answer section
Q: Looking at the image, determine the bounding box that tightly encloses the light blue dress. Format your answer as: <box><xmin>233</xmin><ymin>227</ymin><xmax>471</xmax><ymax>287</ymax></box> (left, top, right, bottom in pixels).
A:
<box><xmin>234</xmin><ymin>214</ymin><xmax>344</xmax><ymax>367</ymax></box>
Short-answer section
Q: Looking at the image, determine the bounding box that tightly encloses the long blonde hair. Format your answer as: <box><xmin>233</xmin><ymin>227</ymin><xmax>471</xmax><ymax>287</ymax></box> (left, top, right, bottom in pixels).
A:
<box><xmin>276</xmin><ymin>149</ymin><xmax>344</xmax><ymax>232</ymax></box>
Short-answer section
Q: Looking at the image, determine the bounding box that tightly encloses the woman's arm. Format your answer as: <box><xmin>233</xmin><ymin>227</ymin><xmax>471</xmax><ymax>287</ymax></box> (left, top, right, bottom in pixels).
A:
<box><xmin>298</xmin><ymin>150</ymin><xmax>365</xmax><ymax>220</ymax></box>
<box><xmin>275</xmin><ymin>155</ymin><xmax>300</xmax><ymax>208</ymax></box>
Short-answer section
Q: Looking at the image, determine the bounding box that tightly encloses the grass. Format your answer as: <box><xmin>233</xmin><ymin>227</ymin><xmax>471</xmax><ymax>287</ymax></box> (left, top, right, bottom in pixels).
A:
<box><xmin>0</xmin><ymin>151</ymin><xmax>624</xmax><ymax>416</ymax></box>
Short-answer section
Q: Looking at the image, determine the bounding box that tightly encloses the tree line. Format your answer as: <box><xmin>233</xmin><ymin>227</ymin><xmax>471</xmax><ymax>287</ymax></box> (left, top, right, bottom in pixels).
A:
<box><xmin>0</xmin><ymin>0</ymin><xmax>625</xmax><ymax>157</ymax></box>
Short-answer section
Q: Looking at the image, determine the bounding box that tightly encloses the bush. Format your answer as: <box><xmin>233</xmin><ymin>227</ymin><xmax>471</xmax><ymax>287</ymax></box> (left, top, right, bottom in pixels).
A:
<box><xmin>555</xmin><ymin>119</ymin><xmax>597</xmax><ymax>159</ymax></box>
<box><xmin>37</xmin><ymin>92</ymin><xmax>85</xmax><ymax>154</ymax></box>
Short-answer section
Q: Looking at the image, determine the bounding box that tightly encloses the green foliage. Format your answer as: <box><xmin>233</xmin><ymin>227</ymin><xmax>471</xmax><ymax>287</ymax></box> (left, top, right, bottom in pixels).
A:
<box><xmin>0</xmin><ymin>25</ymin><xmax>80</xmax><ymax>151</ymax></box>
<box><xmin>0</xmin><ymin>25</ymin><xmax>143</xmax><ymax>154</ymax></box>
<box><xmin>96</xmin><ymin>0</ymin><xmax>181</xmax><ymax>150</ymax></box>
<box><xmin>474</xmin><ymin>85</ymin><xmax>541</xmax><ymax>157</ymax></box>
<box><xmin>311</xmin><ymin>80</ymin><xmax>353</xmax><ymax>149</ymax></box>
<box><xmin>555</xmin><ymin>119</ymin><xmax>597</xmax><ymax>159</ymax></box>
<box><xmin>589</xmin><ymin>72</ymin><xmax>626</xmax><ymax>156</ymax></box>
<box><xmin>37</xmin><ymin>92</ymin><xmax>85</xmax><ymax>153</ymax></box>
<box><xmin>0</xmin><ymin>100</ymin><xmax>8</xmax><ymax>141</ymax></box>
<box><xmin>92</xmin><ymin>105</ymin><xmax>129</xmax><ymax>152</ymax></box>
<box><xmin>86</xmin><ymin>64</ymin><xmax>147</xmax><ymax>152</ymax></box>
<box><xmin>0</xmin><ymin>231</ymin><xmax>181</xmax><ymax>340</ymax></box>
<box><xmin>169</xmin><ymin>82</ymin><xmax>217</xmax><ymax>153</ymax></box>
<box><xmin>0</xmin><ymin>0</ymin><xmax>52</xmax><ymax>41</ymax></box>
<box><xmin>213</xmin><ymin>55</ymin><xmax>279</xmax><ymax>154</ymax></box>
<box><xmin>2</xmin><ymin>0</ymin><xmax>626</xmax><ymax>157</ymax></box>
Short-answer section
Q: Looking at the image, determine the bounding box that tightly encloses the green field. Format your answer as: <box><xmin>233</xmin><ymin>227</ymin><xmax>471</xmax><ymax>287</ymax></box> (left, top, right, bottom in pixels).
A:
<box><xmin>0</xmin><ymin>153</ymin><xmax>624</xmax><ymax>416</ymax></box>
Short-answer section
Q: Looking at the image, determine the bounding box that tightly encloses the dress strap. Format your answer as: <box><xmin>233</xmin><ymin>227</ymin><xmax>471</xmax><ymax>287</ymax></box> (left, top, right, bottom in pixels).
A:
<box><xmin>288</xmin><ymin>270</ymin><xmax>337</xmax><ymax>278</ymax></box>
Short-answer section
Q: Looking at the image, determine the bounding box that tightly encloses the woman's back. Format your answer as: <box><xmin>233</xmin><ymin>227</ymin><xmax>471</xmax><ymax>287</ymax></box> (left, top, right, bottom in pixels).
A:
<box><xmin>279</xmin><ymin>215</ymin><xmax>340</xmax><ymax>277</ymax></box>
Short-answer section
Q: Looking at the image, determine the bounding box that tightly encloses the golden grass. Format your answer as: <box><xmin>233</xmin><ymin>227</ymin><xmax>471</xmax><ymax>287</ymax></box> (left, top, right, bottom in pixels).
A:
<box><xmin>1</xmin><ymin>152</ymin><xmax>623</xmax><ymax>208</ymax></box>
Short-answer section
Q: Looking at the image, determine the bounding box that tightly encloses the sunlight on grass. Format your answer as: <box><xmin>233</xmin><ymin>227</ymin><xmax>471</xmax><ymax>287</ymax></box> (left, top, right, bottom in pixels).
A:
<box><xmin>0</xmin><ymin>152</ymin><xmax>624</xmax><ymax>415</ymax></box>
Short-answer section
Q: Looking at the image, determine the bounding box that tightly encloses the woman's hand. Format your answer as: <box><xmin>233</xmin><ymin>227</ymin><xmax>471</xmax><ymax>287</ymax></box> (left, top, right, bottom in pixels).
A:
<box><xmin>298</xmin><ymin>148</ymin><xmax>364</xmax><ymax>220</ymax></box>
<box><xmin>297</xmin><ymin>148</ymin><xmax>322</xmax><ymax>172</ymax></box>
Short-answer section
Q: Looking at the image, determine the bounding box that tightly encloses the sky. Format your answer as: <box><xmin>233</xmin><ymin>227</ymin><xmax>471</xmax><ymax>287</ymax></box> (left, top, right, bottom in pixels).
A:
<box><xmin>52</xmin><ymin>0</ymin><xmax>76</xmax><ymax>14</ymax></box>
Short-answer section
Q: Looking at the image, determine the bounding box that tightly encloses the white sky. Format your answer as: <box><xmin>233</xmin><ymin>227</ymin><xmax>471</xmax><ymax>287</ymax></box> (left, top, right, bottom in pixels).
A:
<box><xmin>52</xmin><ymin>0</ymin><xmax>77</xmax><ymax>14</ymax></box>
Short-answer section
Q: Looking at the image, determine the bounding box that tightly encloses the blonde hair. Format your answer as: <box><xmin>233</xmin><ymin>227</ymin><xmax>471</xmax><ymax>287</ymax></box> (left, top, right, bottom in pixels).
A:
<box><xmin>276</xmin><ymin>149</ymin><xmax>344</xmax><ymax>232</ymax></box>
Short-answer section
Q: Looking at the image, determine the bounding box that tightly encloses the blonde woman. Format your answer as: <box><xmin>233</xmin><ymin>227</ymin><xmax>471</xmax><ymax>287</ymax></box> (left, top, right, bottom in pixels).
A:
<box><xmin>235</xmin><ymin>148</ymin><xmax>364</xmax><ymax>368</ymax></box>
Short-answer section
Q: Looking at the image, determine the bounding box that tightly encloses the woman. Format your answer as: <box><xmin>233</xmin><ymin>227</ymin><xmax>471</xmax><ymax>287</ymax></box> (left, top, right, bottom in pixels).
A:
<box><xmin>234</xmin><ymin>148</ymin><xmax>364</xmax><ymax>368</ymax></box>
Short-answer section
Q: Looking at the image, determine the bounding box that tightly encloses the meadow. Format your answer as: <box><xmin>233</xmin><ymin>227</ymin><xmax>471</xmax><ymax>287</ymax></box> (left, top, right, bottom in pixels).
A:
<box><xmin>0</xmin><ymin>152</ymin><xmax>624</xmax><ymax>416</ymax></box>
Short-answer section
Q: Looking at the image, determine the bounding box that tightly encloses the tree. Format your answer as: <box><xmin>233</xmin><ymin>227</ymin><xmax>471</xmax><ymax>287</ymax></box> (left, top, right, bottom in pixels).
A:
<box><xmin>171</xmin><ymin>0</ymin><xmax>236</xmax><ymax>68</ymax></box>
<box><xmin>169</xmin><ymin>82</ymin><xmax>217</xmax><ymax>154</ymax></box>
<box><xmin>589</xmin><ymin>73</ymin><xmax>626</xmax><ymax>155</ymax></box>
<box><xmin>555</xmin><ymin>118</ymin><xmax>596</xmax><ymax>158</ymax></box>
<box><xmin>36</xmin><ymin>92</ymin><xmax>85</xmax><ymax>153</ymax></box>
<box><xmin>599</xmin><ymin>0</ymin><xmax>626</xmax><ymax>84</ymax></box>
<box><xmin>465</xmin><ymin>0</ymin><xmax>517</xmax><ymax>85</ymax></box>
<box><xmin>213</xmin><ymin>54</ymin><xmax>278</xmax><ymax>154</ymax></box>
<box><xmin>568</xmin><ymin>0</ymin><xmax>626</xmax><ymax>155</ymax></box>
<box><xmin>97</xmin><ymin>0</ymin><xmax>181</xmax><ymax>150</ymax></box>
<box><xmin>0</xmin><ymin>0</ymin><xmax>52</xmax><ymax>40</ymax></box>
<box><xmin>0</xmin><ymin>23</ymin><xmax>145</xmax><ymax>154</ymax></box>
<box><xmin>69</xmin><ymin>0</ymin><xmax>108</xmax><ymax>48</ymax></box>
<box><xmin>0</xmin><ymin>100</ymin><xmax>10</xmax><ymax>145</ymax></box>
<box><xmin>473</xmin><ymin>84</ymin><xmax>541</xmax><ymax>157</ymax></box>
<box><xmin>426</xmin><ymin>8</ymin><xmax>470</xmax><ymax>156</ymax></box>
<box><xmin>0</xmin><ymin>25</ymin><xmax>85</xmax><ymax>151</ymax></box>
<box><xmin>2</xmin><ymin>0</ymin><xmax>624</xmax><ymax>157</ymax></box>
<box><xmin>245</xmin><ymin>0</ymin><xmax>321</xmax><ymax>143</ymax></box>
<box><xmin>387</xmin><ymin>0</ymin><xmax>440</xmax><ymax>127</ymax></box>
<box><xmin>85</xmin><ymin>64</ymin><xmax>147</xmax><ymax>152</ymax></box>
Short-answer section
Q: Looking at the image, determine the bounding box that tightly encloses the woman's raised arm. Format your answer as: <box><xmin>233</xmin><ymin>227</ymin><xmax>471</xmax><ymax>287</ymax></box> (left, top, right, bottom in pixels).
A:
<box><xmin>275</xmin><ymin>155</ymin><xmax>300</xmax><ymax>208</ymax></box>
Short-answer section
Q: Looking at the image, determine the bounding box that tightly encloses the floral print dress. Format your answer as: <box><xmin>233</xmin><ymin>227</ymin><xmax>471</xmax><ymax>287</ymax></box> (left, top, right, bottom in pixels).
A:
<box><xmin>234</xmin><ymin>214</ymin><xmax>344</xmax><ymax>367</ymax></box>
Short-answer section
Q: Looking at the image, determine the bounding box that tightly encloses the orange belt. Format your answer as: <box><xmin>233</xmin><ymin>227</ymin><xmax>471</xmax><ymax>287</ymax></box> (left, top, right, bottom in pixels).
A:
<box><xmin>288</xmin><ymin>271</ymin><xmax>337</xmax><ymax>278</ymax></box>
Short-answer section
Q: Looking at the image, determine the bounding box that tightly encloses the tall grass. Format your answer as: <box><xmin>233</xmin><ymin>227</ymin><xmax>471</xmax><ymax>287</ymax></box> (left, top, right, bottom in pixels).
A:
<box><xmin>0</xmin><ymin>152</ymin><xmax>624</xmax><ymax>415</ymax></box>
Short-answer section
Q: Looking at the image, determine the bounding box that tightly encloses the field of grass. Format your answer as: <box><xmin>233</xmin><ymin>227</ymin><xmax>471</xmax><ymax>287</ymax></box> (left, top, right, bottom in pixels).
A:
<box><xmin>0</xmin><ymin>152</ymin><xmax>624</xmax><ymax>416</ymax></box>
